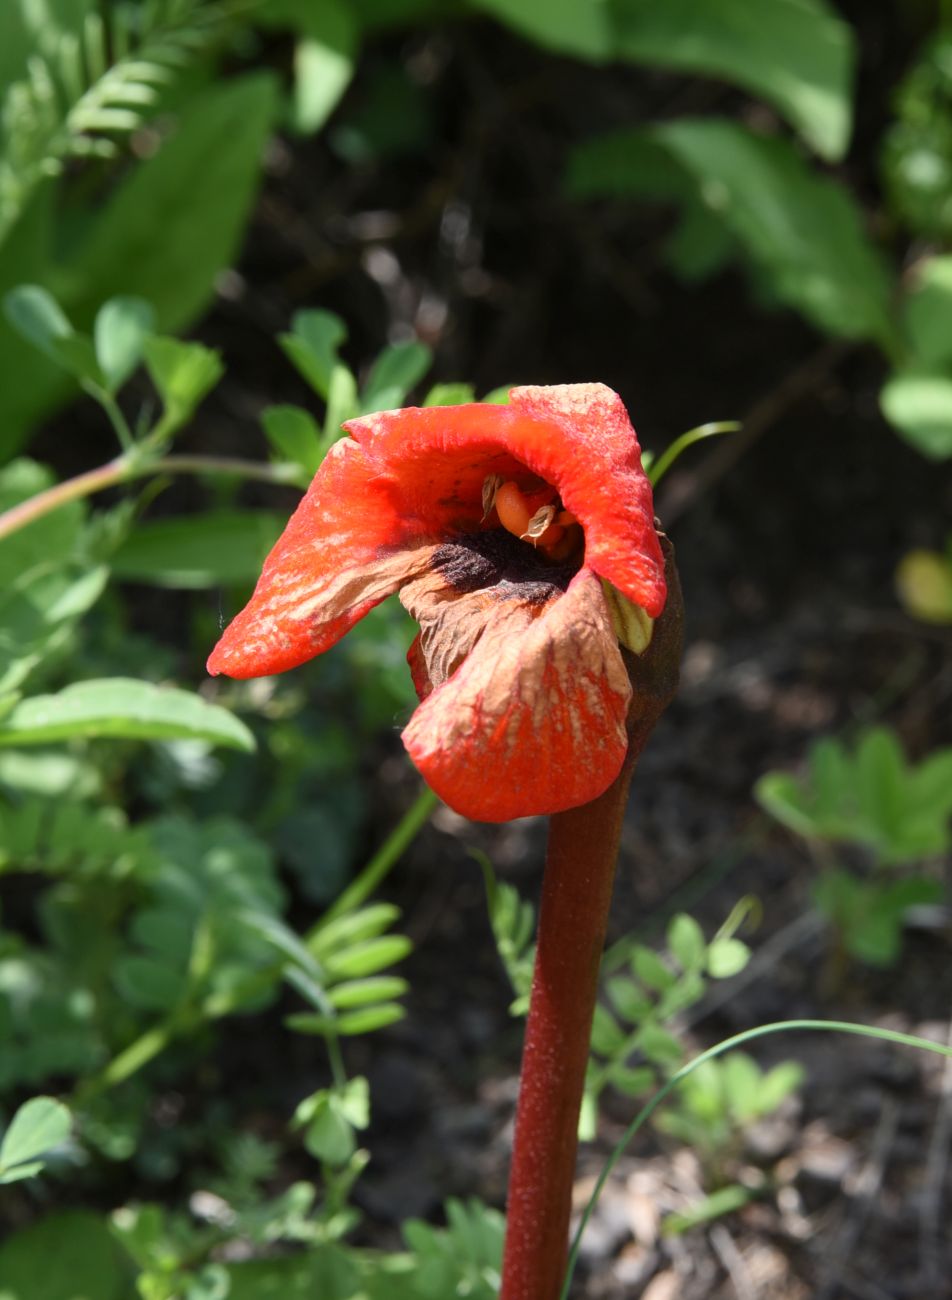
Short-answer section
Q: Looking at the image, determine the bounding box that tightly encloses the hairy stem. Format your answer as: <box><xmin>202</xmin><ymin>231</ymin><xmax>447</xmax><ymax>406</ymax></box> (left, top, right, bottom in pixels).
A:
<box><xmin>499</xmin><ymin>538</ymin><xmax>683</xmax><ymax>1300</ymax></box>
<box><xmin>499</xmin><ymin>756</ymin><xmax>638</xmax><ymax>1300</ymax></box>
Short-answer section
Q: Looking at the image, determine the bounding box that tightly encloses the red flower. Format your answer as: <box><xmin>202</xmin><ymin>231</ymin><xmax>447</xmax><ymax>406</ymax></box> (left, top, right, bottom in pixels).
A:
<box><xmin>208</xmin><ymin>383</ymin><xmax>666</xmax><ymax>821</ymax></box>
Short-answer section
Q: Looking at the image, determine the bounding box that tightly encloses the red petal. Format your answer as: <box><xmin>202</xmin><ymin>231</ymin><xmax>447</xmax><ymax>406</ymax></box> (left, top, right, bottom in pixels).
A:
<box><xmin>208</xmin><ymin>438</ymin><xmax>434</xmax><ymax>678</ymax></box>
<box><xmin>401</xmin><ymin>568</ymin><xmax>632</xmax><ymax>821</ymax></box>
<box><xmin>346</xmin><ymin>383</ymin><xmax>666</xmax><ymax>618</ymax></box>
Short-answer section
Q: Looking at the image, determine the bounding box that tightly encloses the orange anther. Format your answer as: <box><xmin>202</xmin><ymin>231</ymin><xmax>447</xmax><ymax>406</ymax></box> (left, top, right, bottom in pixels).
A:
<box><xmin>495</xmin><ymin>481</ymin><xmax>534</xmax><ymax>540</ymax></box>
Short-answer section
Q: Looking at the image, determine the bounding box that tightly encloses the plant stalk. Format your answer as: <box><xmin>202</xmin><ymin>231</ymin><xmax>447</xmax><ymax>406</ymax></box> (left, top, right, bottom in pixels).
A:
<box><xmin>499</xmin><ymin>538</ymin><xmax>683</xmax><ymax>1300</ymax></box>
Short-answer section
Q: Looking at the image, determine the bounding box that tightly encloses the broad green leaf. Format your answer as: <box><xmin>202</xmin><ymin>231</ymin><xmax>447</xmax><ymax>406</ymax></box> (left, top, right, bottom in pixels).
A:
<box><xmin>881</xmin><ymin>371</ymin><xmax>952</xmax><ymax>460</ymax></box>
<box><xmin>722</xmin><ymin>1051</ymin><xmax>763</xmax><ymax>1119</ymax></box>
<box><xmin>143</xmin><ymin>336</ymin><xmax>224</xmax><ymax>429</ymax></box>
<box><xmin>590</xmin><ymin>1003</ymin><xmax>625</xmax><ymax>1055</ymax></box>
<box><xmin>605</xmin><ymin>975</ymin><xmax>651</xmax><ymax>1023</ymax></box>
<box><xmin>637</xmin><ymin>1023</ymin><xmax>683</xmax><ymax>1066</ymax></box>
<box><xmin>756</xmin><ymin>1060</ymin><xmax>806</xmax><ymax>1113</ymax></box>
<box><xmin>279</xmin><ymin>309</ymin><xmax>349</xmax><ymax>399</ymax></box>
<box><xmin>293</xmin><ymin>3</ymin><xmax>358</xmax><ymax>133</ymax></box>
<box><xmin>112</xmin><ymin>511</ymin><xmax>284</xmax><ymax>588</ymax></box>
<box><xmin>3</xmin><ymin>285</ymin><xmax>102</xmax><ymax>384</ymax></box>
<box><xmin>93</xmin><ymin>296</ymin><xmax>155</xmax><ymax>392</ymax></box>
<box><xmin>630</xmin><ymin>944</ymin><xmax>675</xmax><ymax>991</ymax></box>
<box><xmin>0</xmin><ymin>679</ymin><xmax>255</xmax><ymax>751</ymax></box>
<box><xmin>0</xmin><ymin>1209</ymin><xmax>126</xmax><ymax>1300</ymax></box>
<box><xmin>3</xmin><ymin>285</ymin><xmax>73</xmax><ymax>361</ymax></box>
<box><xmin>706</xmin><ymin>937</ymin><xmax>750</xmax><ymax>978</ymax></box>
<box><xmin>0</xmin><ymin>1097</ymin><xmax>71</xmax><ymax>1181</ymax></box>
<box><xmin>471</xmin><ymin>0</ymin><xmax>612</xmax><ymax>62</ymax></box>
<box><xmin>424</xmin><ymin>382</ymin><xmax>475</xmax><ymax>405</ymax></box>
<box><xmin>855</xmin><ymin>727</ymin><xmax>906</xmax><ymax>857</ymax></box>
<box><xmin>650</xmin><ymin>119</ymin><xmax>895</xmax><ymax>349</ymax></box>
<box><xmin>113</xmin><ymin>954</ymin><xmax>187</xmax><ymax>1010</ymax></box>
<box><xmin>360</xmin><ymin>340</ymin><xmax>432</xmax><ymax>413</ymax></box>
<box><xmin>261</xmin><ymin>405</ymin><xmax>323</xmax><ymax>477</ymax></box>
<box><xmin>902</xmin><ymin>256</ymin><xmax>952</xmax><ymax>368</ymax></box>
<box><xmin>612</xmin><ymin>0</ymin><xmax>854</xmax><ymax>160</ymax></box>
<box><xmin>299</xmin><ymin>1090</ymin><xmax>356</xmax><ymax>1164</ymax></box>
<box><xmin>66</xmin><ymin>75</ymin><xmax>277</xmax><ymax>332</ymax></box>
<box><xmin>667</xmin><ymin>913</ymin><xmax>706</xmax><ymax>971</ymax></box>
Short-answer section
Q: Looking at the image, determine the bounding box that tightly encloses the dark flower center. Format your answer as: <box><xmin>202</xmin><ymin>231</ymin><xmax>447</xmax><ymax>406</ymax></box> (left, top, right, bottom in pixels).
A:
<box><xmin>432</xmin><ymin>528</ymin><xmax>581</xmax><ymax>605</ymax></box>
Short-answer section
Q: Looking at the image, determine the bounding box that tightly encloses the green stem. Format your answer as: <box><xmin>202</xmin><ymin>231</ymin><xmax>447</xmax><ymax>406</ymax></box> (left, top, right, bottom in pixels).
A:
<box><xmin>75</xmin><ymin>1014</ymin><xmax>183</xmax><ymax>1103</ymax></box>
<box><xmin>0</xmin><ymin>453</ymin><xmax>299</xmax><ymax>542</ymax></box>
<box><xmin>648</xmin><ymin>420</ymin><xmax>740</xmax><ymax>488</ymax></box>
<box><xmin>313</xmin><ymin>785</ymin><xmax>439</xmax><ymax>932</ymax></box>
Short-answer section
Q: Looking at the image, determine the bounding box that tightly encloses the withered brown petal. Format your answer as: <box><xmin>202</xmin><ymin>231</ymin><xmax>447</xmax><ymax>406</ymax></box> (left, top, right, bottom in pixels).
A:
<box><xmin>401</xmin><ymin>568</ymin><xmax>632</xmax><ymax>822</ymax></box>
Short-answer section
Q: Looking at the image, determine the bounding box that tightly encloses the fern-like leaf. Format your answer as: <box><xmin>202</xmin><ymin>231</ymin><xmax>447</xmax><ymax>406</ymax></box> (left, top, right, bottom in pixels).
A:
<box><xmin>0</xmin><ymin>0</ymin><xmax>236</xmax><ymax>245</ymax></box>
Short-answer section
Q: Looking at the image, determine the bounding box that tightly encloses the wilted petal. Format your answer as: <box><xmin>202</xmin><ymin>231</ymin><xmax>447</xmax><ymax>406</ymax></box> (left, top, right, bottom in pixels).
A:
<box><xmin>402</xmin><ymin>568</ymin><xmax>632</xmax><ymax>821</ymax></box>
<box><xmin>208</xmin><ymin>438</ymin><xmax>436</xmax><ymax>678</ymax></box>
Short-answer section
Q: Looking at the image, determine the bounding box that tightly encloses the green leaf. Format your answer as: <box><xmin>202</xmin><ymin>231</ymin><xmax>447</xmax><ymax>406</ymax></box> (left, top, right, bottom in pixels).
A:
<box><xmin>113</xmin><ymin>954</ymin><xmax>187</xmax><ymax>1010</ymax></box>
<box><xmin>360</xmin><ymin>340</ymin><xmax>432</xmax><ymax>413</ymax></box>
<box><xmin>638</xmin><ymin>1023</ymin><xmax>684</xmax><ymax>1066</ymax></box>
<box><xmin>299</xmin><ymin>1091</ymin><xmax>356</xmax><ymax>1165</ymax></box>
<box><xmin>667</xmin><ymin>913</ymin><xmax>706</xmax><ymax>971</ymax></box>
<box><xmin>292</xmin><ymin>2</ymin><xmax>358</xmax><ymax>134</ymax></box>
<box><xmin>0</xmin><ymin>678</ymin><xmax>255</xmax><ymax>751</ymax></box>
<box><xmin>66</xmin><ymin>74</ymin><xmax>278</xmax><ymax>333</ymax></box>
<box><xmin>881</xmin><ymin>371</ymin><xmax>952</xmax><ymax>460</ymax></box>
<box><xmin>755</xmin><ymin>1060</ymin><xmax>805</xmax><ymax>1113</ymax></box>
<box><xmin>261</xmin><ymin>405</ymin><xmax>323</xmax><ymax>478</ymax></box>
<box><xmin>424</xmin><ymin>382</ymin><xmax>476</xmax><ymax>405</ymax></box>
<box><xmin>650</xmin><ymin>119</ymin><xmax>895</xmax><ymax>348</ymax></box>
<box><xmin>612</xmin><ymin>0</ymin><xmax>854</xmax><ymax>160</ymax></box>
<box><xmin>143</xmin><ymin>335</ymin><xmax>224</xmax><ymax>429</ymax></box>
<box><xmin>902</xmin><ymin>255</ymin><xmax>952</xmax><ymax>368</ymax></box>
<box><xmin>630</xmin><ymin>944</ymin><xmax>675</xmax><ymax>991</ymax></box>
<box><xmin>334</xmin><ymin>1003</ymin><xmax>406</xmax><ymax>1035</ymax></box>
<box><xmin>471</xmin><ymin>0</ymin><xmax>612</xmax><ymax>61</ymax></box>
<box><xmin>590</xmin><ymin>1003</ymin><xmax>625</xmax><ymax>1055</ymax></box>
<box><xmin>323</xmin><ymin>935</ymin><xmax>412</xmax><ymax>979</ymax></box>
<box><xmin>755</xmin><ymin>771</ymin><xmax>820</xmax><ymax>837</ymax></box>
<box><xmin>3</xmin><ymin>285</ymin><xmax>102</xmax><ymax>384</ymax></box>
<box><xmin>279</xmin><ymin>309</ymin><xmax>349</xmax><ymax>400</ymax></box>
<box><xmin>112</xmin><ymin>511</ymin><xmax>284</xmax><ymax>589</ymax></box>
<box><xmin>0</xmin><ymin>1209</ymin><xmax>126</xmax><ymax>1300</ymax></box>
<box><xmin>93</xmin><ymin>296</ymin><xmax>155</xmax><ymax>392</ymax></box>
<box><xmin>606</xmin><ymin>975</ymin><xmax>652</xmax><ymax>1023</ymax></box>
<box><xmin>3</xmin><ymin>285</ymin><xmax>73</xmax><ymax>362</ymax></box>
<box><xmin>706</xmin><ymin>937</ymin><xmax>750</xmax><ymax>978</ymax></box>
<box><xmin>309</xmin><ymin>902</ymin><xmax>403</xmax><ymax>955</ymax></box>
<box><xmin>0</xmin><ymin>1097</ymin><xmax>71</xmax><ymax>1182</ymax></box>
<box><xmin>663</xmin><ymin>1183</ymin><xmax>755</xmax><ymax>1236</ymax></box>
<box><xmin>328</xmin><ymin>975</ymin><xmax>409</xmax><ymax>1008</ymax></box>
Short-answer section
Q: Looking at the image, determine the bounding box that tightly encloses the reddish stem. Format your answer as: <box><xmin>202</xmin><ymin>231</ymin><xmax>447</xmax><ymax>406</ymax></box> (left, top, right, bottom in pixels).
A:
<box><xmin>498</xmin><ymin>754</ymin><xmax>638</xmax><ymax>1300</ymax></box>
<box><xmin>499</xmin><ymin>540</ymin><xmax>683</xmax><ymax>1300</ymax></box>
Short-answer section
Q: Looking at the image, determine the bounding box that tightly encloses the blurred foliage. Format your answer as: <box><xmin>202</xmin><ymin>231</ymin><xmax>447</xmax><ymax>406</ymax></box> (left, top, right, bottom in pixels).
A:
<box><xmin>757</xmin><ymin>728</ymin><xmax>951</xmax><ymax>966</ymax></box>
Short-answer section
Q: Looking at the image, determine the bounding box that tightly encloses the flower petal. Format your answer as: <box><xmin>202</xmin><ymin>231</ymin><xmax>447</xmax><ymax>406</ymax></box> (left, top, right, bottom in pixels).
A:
<box><xmin>346</xmin><ymin>382</ymin><xmax>666</xmax><ymax>618</ymax></box>
<box><xmin>208</xmin><ymin>438</ymin><xmax>435</xmax><ymax>678</ymax></box>
<box><xmin>402</xmin><ymin>567</ymin><xmax>632</xmax><ymax>821</ymax></box>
